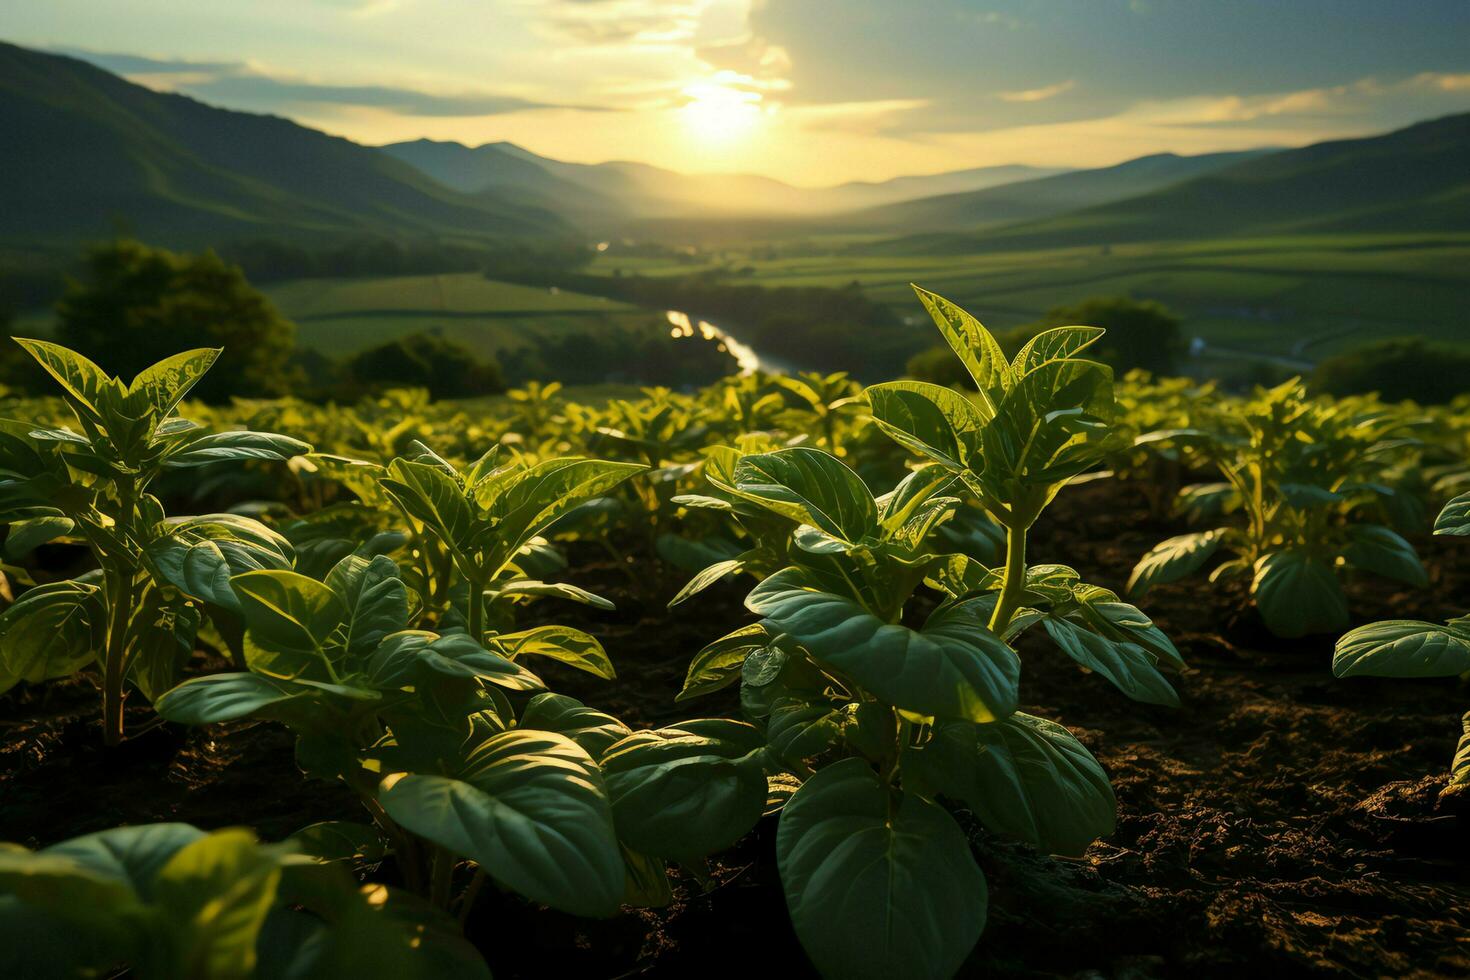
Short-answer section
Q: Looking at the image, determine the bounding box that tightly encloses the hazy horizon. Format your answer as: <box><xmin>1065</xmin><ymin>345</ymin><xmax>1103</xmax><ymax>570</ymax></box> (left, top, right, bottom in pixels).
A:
<box><xmin>7</xmin><ymin>0</ymin><xmax>1470</xmax><ymax>186</ymax></box>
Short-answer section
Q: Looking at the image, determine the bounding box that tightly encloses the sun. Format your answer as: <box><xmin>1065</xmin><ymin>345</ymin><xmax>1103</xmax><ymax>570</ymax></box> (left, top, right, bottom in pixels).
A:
<box><xmin>679</xmin><ymin>80</ymin><xmax>762</xmax><ymax>144</ymax></box>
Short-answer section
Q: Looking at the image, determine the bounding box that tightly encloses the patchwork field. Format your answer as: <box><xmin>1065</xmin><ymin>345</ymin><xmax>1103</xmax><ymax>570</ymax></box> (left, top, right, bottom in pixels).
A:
<box><xmin>589</xmin><ymin>233</ymin><xmax>1470</xmax><ymax>361</ymax></box>
<box><xmin>264</xmin><ymin>273</ymin><xmax>654</xmax><ymax>361</ymax></box>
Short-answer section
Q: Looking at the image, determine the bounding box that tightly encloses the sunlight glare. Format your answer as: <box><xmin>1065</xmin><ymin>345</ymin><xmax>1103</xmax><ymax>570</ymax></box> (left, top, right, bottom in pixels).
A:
<box><xmin>680</xmin><ymin>80</ymin><xmax>762</xmax><ymax>144</ymax></box>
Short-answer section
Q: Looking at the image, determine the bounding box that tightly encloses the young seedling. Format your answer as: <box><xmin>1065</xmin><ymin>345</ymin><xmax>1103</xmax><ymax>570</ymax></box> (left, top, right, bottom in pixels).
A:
<box><xmin>0</xmin><ymin>340</ymin><xmax>308</xmax><ymax>744</ymax></box>
<box><xmin>1334</xmin><ymin>491</ymin><xmax>1470</xmax><ymax>789</ymax></box>
<box><xmin>1127</xmin><ymin>378</ymin><xmax>1429</xmax><ymax>637</ymax></box>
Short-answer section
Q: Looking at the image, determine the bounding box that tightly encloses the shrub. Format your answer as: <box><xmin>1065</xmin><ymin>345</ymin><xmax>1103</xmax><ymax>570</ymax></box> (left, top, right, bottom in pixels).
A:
<box><xmin>1009</xmin><ymin>296</ymin><xmax>1184</xmax><ymax>375</ymax></box>
<box><xmin>346</xmin><ymin>330</ymin><xmax>504</xmax><ymax>400</ymax></box>
<box><xmin>1312</xmin><ymin>336</ymin><xmax>1470</xmax><ymax>403</ymax></box>
<box><xmin>54</xmin><ymin>239</ymin><xmax>300</xmax><ymax>402</ymax></box>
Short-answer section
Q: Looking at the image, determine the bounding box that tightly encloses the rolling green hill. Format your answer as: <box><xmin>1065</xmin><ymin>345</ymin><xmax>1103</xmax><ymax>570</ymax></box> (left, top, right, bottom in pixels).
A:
<box><xmin>0</xmin><ymin>42</ymin><xmax>568</xmax><ymax>251</ymax></box>
<box><xmin>844</xmin><ymin>149</ymin><xmax>1270</xmax><ymax>233</ymax></box>
<box><xmin>880</xmin><ymin>112</ymin><xmax>1470</xmax><ymax>254</ymax></box>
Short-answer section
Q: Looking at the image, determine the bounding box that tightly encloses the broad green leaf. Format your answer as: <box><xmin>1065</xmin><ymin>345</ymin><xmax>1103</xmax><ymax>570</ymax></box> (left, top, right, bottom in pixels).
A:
<box><xmin>749</xmin><ymin>568</ymin><xmax>1019</xmax><ymax>723</ymax></box>
<box><xmin>378</xmin><ymin>729</ymin><xmax>624</xmax><ymax>917</ymax></box>
<box><xmin>1251</xmin><ymin>550</ymin><xmax>1348</xmax><ymax>638</ymax></box>
<box><xmin>0</xmin><ymin>824</ymin><xmax>204</xmax><ymax>936</ymax></box>
<box><xmin>1011</xmin><ymin>325</ymin><xmax>1104</xmax><ymax>375</ymax></box>
<box><xmin>777</xmin><ymin>757</ymin><xmax>987</xmax><ymax>980</ymax></box>
<box><xmin>380</xmin><ymin>460</ymin><xmax>476</xmax><ymax>552</ymax></box>
<box><xmin>911</xmin><ymin>285</ymin><xmax>1011</xmax><ymax>406</ymax></box>
<box><xmin>519</xmin><ymin>693</ymin><xmax>631</xmax><ymax>760</ymax></box>
<box><xmin>864</xmin><ymin>381</ymin><xmax>986</xmax><ymax>469</ymax></box>
<box><xmin>732</xmin><ymin>447</ymin><xmax>878</xmax><ymax>543</ymax></box>
<box><xmin>148</xmin><ymin>515</ymin><xmax>294</xmax><ymax>613</ymax></box>
<box><xmin>679</xmin><ymin>623</ymin><xmax>767</xmax><ymax>701</ymax></box>
<box><xmin>1343</xmin><ymin>525</ymin><xmax>1427</xmax><ymax>587</ymax></box>
<box><xmin>157</xmin><ymin>672</ymin><xmax>308</xmax><ymax>725</ymax></box>
<box><xmin>127</xmin><ymin>348</ymin><xmax>221</xmax><ymax>417</ymax></box>
<box><xmin>165</xmin><ymin>430</ymin><xmax>311</xmax><ymax>467</ymax></box>
<box><xmin>1080</xmin><ymin>599</ymin><xmax>1184</xmax><ymax>670</ymax></box>
<box><xmin>910</xmin><ymin>713</ymin><xmax>1115</xmax><ymax>856</ymax></box>
<box><xmin>1333</xmin><ymin>620</ymin><xmax>1470</xmax><ymax>678</ymax></box>
<box><xmin>13</xmin><ymin>339</ymin><xmax>112</xmax><ymax>425</ymax></box>
<box><xmin>326</xmin><ymin>555</ymin><xmax>409</xmax><ymax>657</ymax></box>
<box><xmin>233</xmin><ymin>570</ymin><xmax>346</xmax><ymax>680</ymax></box>
<box><xmin>494</xmin><ymin>624</ymin><xmax>615</xmax><ymax>679</ymax></box>
<box><xmin>153</xmin><ymin>829</ymin><xmax>282</xmax><ymax>980</ymax></box>
<box><xmin>486</xmin><ymin>457</ymin><xmax>646</xmax><ymax>562</ymax></box>
<box><xmin>0</xmin><ymin>580</ymin><xmax>99</xmax><ymax>691</ymax></box>
<box><xmin>125</xmin><ymin>586</ymin><xmax>201</xmax><ymax>701</ymax></box>
<box><xmin>1434</xmin><ymin>492</ymin><xmax>1470</xmax><ymax>536</ymax></box>
<box><xmin>668</xmin><ymin>557</ymin><xmax>746</xmax><ymax>608</ymax></box>
<box><xmin>3</xmin><ymin>514</ymin><xmax>74</xmax><ymax>559</ymax></box>
<box><xmin>370</xmin><ymin>631</ymin><xmax>543</xmax><ymax>691</ymax></box>
<box><xmin>1042</xmin><ymin>616</ymin><xmax>1179</xmax><ymax>706</ymax></box>
<box><xmin>1126</xmin><ymin>528</ymin><xmax>1225</xmax><ymax>597</ymax></box>
<box><xmin>601</xmin><ymin>724</ymin><xmax>766</xmax><ymax>860</ymax></box>
<box><xmin>493</xmin><ymin>580</ymin><xmax>614</xmax><ymax>610</ymax></box>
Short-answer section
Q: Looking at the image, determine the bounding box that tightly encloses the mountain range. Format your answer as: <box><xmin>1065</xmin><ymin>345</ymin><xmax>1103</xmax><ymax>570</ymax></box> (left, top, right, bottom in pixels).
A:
<box><xmin>3</xmin><ymin>39</ymin><xmax>1469</xmax><ymax>257</ymax></box>
<box><xmin>381</xmin><ymin>139</ymin><xmax>1064</xmax><ymax>223</ymax></box>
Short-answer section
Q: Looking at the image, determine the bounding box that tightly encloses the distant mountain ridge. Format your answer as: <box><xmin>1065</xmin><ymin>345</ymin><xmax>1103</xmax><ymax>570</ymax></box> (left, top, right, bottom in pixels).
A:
<box><xmin>0</xmin><ymin>41</ymin><xmax>567</xmax><ymax>249</ymax></box>
<box><xmin>879</xmin><ymin>112</ymin><xmax>1470</xmax><ymax>254</ymax></box>
<box><xmin>843</xmin><ymin>149</ymin><xmax>1275</xmax><ymax>233</ymax></box>
<box><xmin>381</xmin><ymin>138</ymin><xmax>1065</xmax><ymax>223</ymax></box>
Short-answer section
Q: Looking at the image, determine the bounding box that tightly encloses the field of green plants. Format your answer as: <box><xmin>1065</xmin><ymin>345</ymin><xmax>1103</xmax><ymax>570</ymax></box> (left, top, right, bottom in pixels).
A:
<box><xmin>1</xmin><ymin>287</ymin><xmax>1468</xmax><ymax>978</ymax></box>
<box><xmin>590</xmin><ymin>232</ymin><xmax>1470</xmax><ymax>358</ymax></box>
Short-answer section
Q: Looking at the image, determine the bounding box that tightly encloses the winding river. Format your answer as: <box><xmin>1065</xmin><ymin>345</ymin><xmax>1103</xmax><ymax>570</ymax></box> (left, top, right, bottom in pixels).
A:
<box><xmin>666</xmin><ymin>310</ymin><xmax>789</xmax><ymax>376</ymax></box>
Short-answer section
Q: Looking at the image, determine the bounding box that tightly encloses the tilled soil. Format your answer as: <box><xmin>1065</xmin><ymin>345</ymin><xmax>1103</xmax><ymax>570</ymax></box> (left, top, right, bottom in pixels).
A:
<box><xmin>2</xmin><ymin>479</ymin><xmax>1467</xmax><ymax>978</ymax></box>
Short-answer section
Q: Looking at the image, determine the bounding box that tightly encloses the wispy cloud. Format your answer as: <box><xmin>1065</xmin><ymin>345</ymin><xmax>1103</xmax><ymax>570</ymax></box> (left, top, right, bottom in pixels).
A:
<box><xmin>57</xmin><ymin>47</ymin><xmax>607</xmax><ymax>116</ymax></box>
<box><xmin>1137</xmin><ymin>71</ymin><xmax>1470</xmax><ymax>127</ymax></box>
<box><xmin>998</xmin><ymin>80</ymin><xmax>1075</xmax><ymax>103</ymax></box>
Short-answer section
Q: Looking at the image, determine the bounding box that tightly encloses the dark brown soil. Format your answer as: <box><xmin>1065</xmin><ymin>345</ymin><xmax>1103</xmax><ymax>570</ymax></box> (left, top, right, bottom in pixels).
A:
<box><xmin>2</xmin><ymin>479</ymin><xmax>1467</xmax><ymax>978</ymax></box>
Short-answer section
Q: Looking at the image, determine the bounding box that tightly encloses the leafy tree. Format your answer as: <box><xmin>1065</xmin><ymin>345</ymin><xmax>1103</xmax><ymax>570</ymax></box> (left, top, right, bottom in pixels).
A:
<box><xmin>54</xmin><ymin>240</ymin><xmax>299</xmax><ymax>402</ymax></box>
<box><xmin>1312</xmin><ymin>336</ymin><xmax>1470</xmax><ymax>403</ymax></box>
<box><xmin>346</xmin><ymin>330</ymin><xmax>504</xmax><ymax>400</ymax></box>
<box><xmin>1009</xmin><ymin>296</ymin><xmax>1184</xmax><ymax>375</ymax></box>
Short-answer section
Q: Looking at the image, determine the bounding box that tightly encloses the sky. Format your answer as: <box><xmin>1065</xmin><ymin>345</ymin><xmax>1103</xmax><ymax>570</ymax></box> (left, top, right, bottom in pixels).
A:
<box><xmin>8</xmin><ymin>0</ymin><xmax>1470</xmax><ymax>185</ymax></box>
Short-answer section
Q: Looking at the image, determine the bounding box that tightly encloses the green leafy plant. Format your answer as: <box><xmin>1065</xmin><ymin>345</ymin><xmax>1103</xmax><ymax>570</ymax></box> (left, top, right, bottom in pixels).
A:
<box><xmin>1334</xmin><ymin>491</ymin><xmax>1470</xmax><ymax>789</ymax></box>
<box><xmin>0</xmin><ymin>823</ymin><xmax>487</xmax><ymax>979</ymax></box>
<box><xmin>0</xmin><ymin>340</ymin><xmax>309</xmax><ymax>744</ymax></box>
<box><xmin>155</xmin><ymin>551</ymin><xmax>630</xmax><ymax>918</ymax></box>
<box><xmin>677</xmin><ymin>288</ymin><xmax>1182</xmax><ymax>978</ymax></box>
<box><xmin>1127</xmin><ymin>378</ymin><xmax>1429</xmax><ymax>637</ymax></box>
<box><xmin>774</xmin><ymin>371</ymin><xmax>862</xmax><ymax>456</ymax></box>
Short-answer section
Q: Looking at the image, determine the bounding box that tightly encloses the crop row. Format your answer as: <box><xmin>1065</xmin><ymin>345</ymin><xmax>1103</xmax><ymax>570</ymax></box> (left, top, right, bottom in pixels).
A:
<box><xmin>0</xmin><ymin>287</ymin><xmax>1465</xmax><ymax>979</ymax></box>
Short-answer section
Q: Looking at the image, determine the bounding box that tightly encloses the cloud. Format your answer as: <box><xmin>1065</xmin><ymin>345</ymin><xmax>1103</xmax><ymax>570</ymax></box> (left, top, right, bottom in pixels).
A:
<box><xmin>998</xmin><ymin>80</ymin><xmax>1075</xmax><ymax>103</ymax></box>
<box><xmin>57</xmin><ymin>47</ymin><xmax>606</xmax><ymax>117</ymax></box>
<box><xmin>1136</xmin><ymin>71</ymin><xmax>1470</xmax><ymax>128</ymax></box>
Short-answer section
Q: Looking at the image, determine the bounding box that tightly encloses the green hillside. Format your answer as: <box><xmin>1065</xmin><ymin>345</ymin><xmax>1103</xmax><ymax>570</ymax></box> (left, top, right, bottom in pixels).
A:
<box><xmin>886</xmin><ymin>112</ymin><xmax>1470</xmax><ymax>254</ymax></box>
<box><xmin>0</xmin><ymin>42</ymin><xmax>567</xmax><ymax>251</ymax></box>
<box><xmin>844</xmin><ymin>149</ymin><xmax>1270</xmax><ymax>233</ymax></box>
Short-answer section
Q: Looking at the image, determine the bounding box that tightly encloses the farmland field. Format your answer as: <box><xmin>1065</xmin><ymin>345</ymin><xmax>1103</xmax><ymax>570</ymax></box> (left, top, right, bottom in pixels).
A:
<box><xmin>588</xmin><ymin>233</ymin><xmax>1470</xmax><ymax>359</ymax></box>
<box><xmin>265</xmin><ymin>273</ymin><xmax>650</xmax><ymax>360</ymax></box>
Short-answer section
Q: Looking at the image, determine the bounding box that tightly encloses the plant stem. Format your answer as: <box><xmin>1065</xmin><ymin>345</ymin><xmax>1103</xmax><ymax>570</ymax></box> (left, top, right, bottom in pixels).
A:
<box><xmin>988</xmin><ymin>522</ymin><xmax>1028</xmax><ymax>635</ymax></box>
<box><xmin>430</xmin><ymin>846</ymin><xmax>455</xmax><ymax>911</ymax></box>
<box><xmin>101</xmin><ymin>478</ymin><xmax>138</xmax><ymax>747</ymax></box>
<box><xmin>467</xmin><ymin>573</ymin><xmax>486</xmax><ymax>644</ymax></box>
<box><xmin>456</xmin><ymin>868</ymin><xmax>487</xmax><ymax>927</ymax></box>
